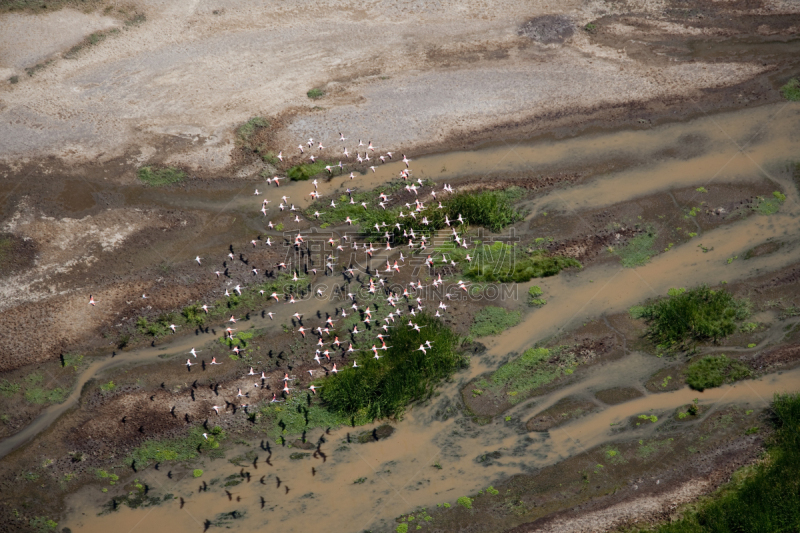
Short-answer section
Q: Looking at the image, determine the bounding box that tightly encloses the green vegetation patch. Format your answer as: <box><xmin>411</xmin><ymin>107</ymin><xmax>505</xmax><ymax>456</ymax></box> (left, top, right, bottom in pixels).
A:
<box><xmin>137</xmin><ymin>166</ymin><xmax>185</xmax><ymax>187</ymax></box>
<box><xmin>685</xmin><ymin>354</ymin><xmax>751</xmax><ymax>391</ymax></box>
<box><xmin>454</xmin><ymin>241</ymin><xmax>581</xmax><ymax>283</ymax></box>
<box><xmin>752</xmin><ymin>191</ymin><xmax>786</xmax><ymax>215</ymax></box>
<box><xmin>236</xmin><ymin>116</ymin><xmax>269</xmax><ymax>146</ymax></box>
<box><xmin>287</xmin><ymin>160</ymin><xmax>334</xmax><ymax>181</ymax></box>
<box><xmin>488</xmin><ymin>347</ymin><xmax>576</xmax><ymax>401</ymax></box>
<box><xmin>257</xmin><ymin>394</ymin><xmax>352</xmax><ymax>440</ymax></box>
<box><xmin>321</xmin><ymin>314</ymin><xmax>466</xmax><ymax>419</ymax></box>
<box><xmin>0</xmin><ymin>379</ymin><xmax>20</xmax><ymax>397</ymax></box>
<box><xmin>652</xmin><ymin>393</ymin><xmax>800</xmax><ymax>533</ymax></box>
<box><xmin>307</xmin><ymin>88</ymin><xmax>325</xmax><ymax>99</ymax></box>
<box><xmin>471</xmin><ymin>306</ymin><xmax>521</xmax><ymax>337</ymax></box>
<box><xmin>457</xmin><ymin>496</ymin><xmax>473</xmax><ymax>509</ymax></box>
<box><xmin>780</xmin><ymin>77</ymin><xmax>800</xmax><ymax>102</ymax></box>
<box><xmin>614</xmin><ymin>227</ymin><xmax>658</xmax><ymax>267</ymax></box>
<box><xmin>638</xmin><ymin>286</ymin><xmax>751</xmax><ymax>350</ymax></box>
<box><xmin>128</xmin><ymin>426</ymin><xmax>225</xmax><ymax>467</ymax></box>
<box><xmin>446</xmin><ymin>189</ymin><xmax>524</xmax><ymax>232</ymax></box>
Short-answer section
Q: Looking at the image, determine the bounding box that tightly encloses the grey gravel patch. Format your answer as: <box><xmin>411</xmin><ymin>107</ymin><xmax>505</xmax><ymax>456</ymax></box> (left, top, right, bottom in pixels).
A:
<box><xmin>518</xmin><ymin>15</ymin><xmax>574</xmax><ymax>44</ymax></box>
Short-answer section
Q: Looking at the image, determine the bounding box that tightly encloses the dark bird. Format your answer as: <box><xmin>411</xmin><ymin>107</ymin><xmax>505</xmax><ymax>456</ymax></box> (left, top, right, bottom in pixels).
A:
<box><xmin>285</xmin><ymin>485</ymin><xmax>290</xmax><ymax>494</ymax></box>
<box><xmin>203</xmin><ymin>520</ymin><xmax>211</xmax><ymax>532</ymax></box>
<box><xmin>167</xmin><ymin>471</ymin><xmax>173</xmax><ymax>479</ymax></box>
<box><xmin>240</xmin><ymin>468</ymin><xmax>245</xmax><ymax>478</ymax></box>
<box><xmin>225</xmin><ymin>490</ymin><xmax>232</xmax><ymax>501</ymax></box>
<box><xmin>312</xmin><ymin>467</ymin><xmax>316</xmax><ymax>476</ymax></box>
<box><xmin>236</xmin><ymin>496</ymin><xmax>241</xmax><ymax>502</ymax></box>
<box><xmin>275</xmin><ymin>476</ymin><xmax>281</xmax><ymax>488</ymax></box>
<box><xmin>318</xmin><ymin>450</ymin><xmax>327</xmax><ymax>463</ymax></box>
<box><xmin>121</xmin><ymin>416</ymin><xmax>127</xmax><ymax>424</ymax></box>
<box><xmin>179</xmin><ymin>497</ymin><xmax>185</xmax><ymax>509</ymax></box>
<box><xmin>260</xmin><ymin>496</ymin><xmax>266</xmax><ymax>509</ymax></box>
<box><xmin>265</xmin><ymin>455</ymin><xmax>273</xmax><ymax>466</ymax></box>
<box><xmin>252</xmin><ymin>456</ymin><xmax>258</xmax><ymax>469</ymax></box>
<box><xmin>260</xmin><ymin>475</ymin><xmax>266</xmax><ymax>485</ymax></box>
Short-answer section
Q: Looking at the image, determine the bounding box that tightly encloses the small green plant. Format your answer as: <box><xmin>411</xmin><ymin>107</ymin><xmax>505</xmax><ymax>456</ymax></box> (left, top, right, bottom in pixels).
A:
<box><xmin>457</xmin><ymin>496</ymin><xmax>473</xmax><ymax>509</ymax></box>
<box><xmin>137</xmin><ymin>166</ymin><xmax>185</xmax><ymax>187</ymax></box>
<box><xmin>274</xmin><ymin>223</ymin><xmax>284</xmax><ymax>232</ymax></box>
<box><xmin>504</xmin><ymin>415</ymin><xmax>512</xmax><ymax>422</ymax></box>
<box><xmin>307</xmin><ymin>88</ymin><xmax>325</xmax><ymax>99</ymax></box>
<box><xmin>486</xmin><ymin>485</ymin><xmax>499</xmax><ymax>495</ymax></box>
<box><xmin>193</xmin><ymin>469</ymin><xmax>203</xmax><ymax>478</ymax></box>
<box><xmin>100</xmin><ymin>381</ymin><xmax>115</xmax><ymax>393</ymax></box>
<box><xmin>638</xmin><ymin>414</ymin><xmax>658</xmax><ymax>423</ymax></box>
<box><xmin>9</xmin><ymin>75</ymin><xmax>19</xmax><ymax>84</ymax></box>
<box><xmin>396</xmin><ymin>524</ymin><xmax>409</xmax><ymax>533</ymax></box>
<box><xmin>780</xmin><ymin>78</ymin><xmax>800</xmax><ymax>101</ymax></box>
<box><xmin>433</xmin><ymin>461</ymin><xmax>442</xmax><ymax>470</ymax></box>
<box><xmin>696</xmin><ymin>187</ymin><xmax>708</xmax><ymax>193</ymax></box>
<box><xmin>584</xmin><ymin>22</ymin><xmax>597</xmax><ymax>32</ymax></box>
<box><xmin>528</xmin><ymin>285</ymin><xmax>547</xmax><ymax>306</ymax></box>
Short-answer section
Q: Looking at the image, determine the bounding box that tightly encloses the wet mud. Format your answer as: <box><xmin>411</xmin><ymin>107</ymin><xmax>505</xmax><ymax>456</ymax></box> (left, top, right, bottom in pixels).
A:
<box><xmin>1</xmin><ymin>95</ymin><xmax>800</xmax><ymax>533</ymax></box>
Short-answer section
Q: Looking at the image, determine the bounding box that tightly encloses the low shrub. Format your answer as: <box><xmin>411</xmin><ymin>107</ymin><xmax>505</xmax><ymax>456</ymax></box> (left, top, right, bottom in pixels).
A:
<box><xmin>320</xmin><ymin>314</ymin><xmax>466</xmax><ymax>419</ymax></box>
<box><xmin>639</xmin><ymin>286</ymin><xmax>751</xmax><ymax>350</ymax></box>
<box><xmin>685</xmin><ymin>355</ymin><xmax>751</xmax><ymax>391</ymax></box>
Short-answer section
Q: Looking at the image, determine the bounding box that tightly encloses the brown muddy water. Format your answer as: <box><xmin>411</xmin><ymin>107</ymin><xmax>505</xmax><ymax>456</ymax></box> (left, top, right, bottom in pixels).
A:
<box><xmin>8</xmin><ymin>102</ymin><xmax>800</xmax><ymax>530</ymax></box>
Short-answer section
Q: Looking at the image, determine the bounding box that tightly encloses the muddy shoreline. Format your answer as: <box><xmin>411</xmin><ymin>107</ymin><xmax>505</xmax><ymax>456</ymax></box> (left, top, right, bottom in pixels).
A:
<box><xmin>2</xmin><ymin>0</ymin><xmax>800</xmax><ymax>530</ymax></box>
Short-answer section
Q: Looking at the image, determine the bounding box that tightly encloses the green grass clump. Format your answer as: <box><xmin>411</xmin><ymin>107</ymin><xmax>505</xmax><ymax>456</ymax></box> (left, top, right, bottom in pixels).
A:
<box><xmin>236</xmin><ymin>117</ymin><xmax>269</xmax><ymax>146</ymax></box>
<box><xmin>780</xmin><ymin>78</ymin><xmax>800</xmax><ymax>101</ymax></box>
<box><xmin>307</xmin><ymin>88</ymin><xmax>325</xmax><ymax>99</ymax></box>
<box><xmin>320</xmin><ymin>314</ymin><xmax>466</xmax><ymax>419</ymax></box>
<box><xmin>638</xmin><ymin>286</ymin><xmax>751</xmax><ymax>350</ymax></box>
<box><xmin>100</xmin><ymin>381</ymin><xmax>116</xmax><ymax>392</ymax></box>
<box><xmin>287</xmin><ymin>160</ymin><xmax>334</xmax><ymax>181</ymax></box>
<box><xmin>653</xmin><ymin>393</ymin><xmax>800</xmax><ymax>533</ymax></box>
<box><xmin>193</xmin><ymin>469</ymin><xmax>203</xmax><ymax>478</ymax></box>
<box><xmin>445</xmin><ymin>189</ymin><xmax>523</xmax><ymax>232</ymax></box>
<box><xmin>614</xmin><ymin>228</ymin><xmax>658</xmax><ymax>267</ymax></box>
<box><xmin>0</xmin><ymin>379</ymin><xmax>20</xmax><ymax>397</ymax></box>
<box><xmin>24</xmin><ymin>387</ymin><xmax>66</xmax><ymax>405</ymax></box>
<box><xmin>471</xmin><ymin>306</ymin><xmax>521</xmax><ymax>337</ymax></box>
<box><xmin>685</xmin><ymin>355</ymin><xmax>751</xmax><ymax>391</ymax></box>
<box><xmin>396</xmin><ymin>524</ymin><xmax>408</xmax><ymax>533</ymax></box>
<box><xmin>129</xmin><ymin>426</ymin><xmax>225</xmax><ymax>467</ymax></box>
<box><xmin>457</xmin><ymin>496</ymin><xmax>473</xmax><ymax>509</ymax></box>
<box><xmin>488</xmin><ymin>347</ymin><xmax>575</xmax><ymax>401</ymax></box>
<box><xmin>453</xmin><ymin>241</ymin><xmax>580</xmax><ymax>283</ymax></box>
<box><xmin>137</xmin><ymin>166</ymin><xmax>185</xmax><ymax>187</ymax></box>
